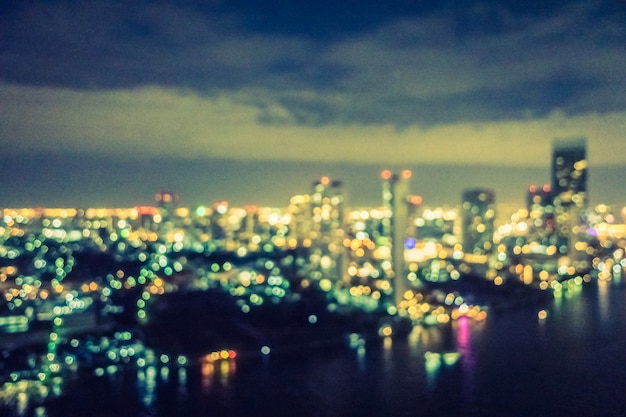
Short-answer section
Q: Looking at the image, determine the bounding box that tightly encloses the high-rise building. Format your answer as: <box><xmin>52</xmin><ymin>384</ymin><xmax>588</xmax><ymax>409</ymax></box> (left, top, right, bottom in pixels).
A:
<box><xmin>381</xmin><ymin>169</ymin><xmax>412</xmax><ymax>305</ymax></box>
<box><xmin>526</xmin><ymin>183</ymin><xmax>556</xmax><ymax>246</ymax></box>
<box><xmin>551</xmin><ymin>138</ymin><xmax>587</xmax><ymax>209</ymax></box>
<box><xmin>309</xmin><ymin>177</ymin><xmax>346</xmax><ymax>283</ymax></box>
<box><xmin>310</xmin><ymin>177</ymin><xmax>344</xmax><ymax>239</ymax></box>
<box><xmin>462</xmin><ymin>188</ymin><xmax>495</xmax><ymax>262</ymax></box>
<box><xmin>551</xmin><ymin>138</ymin><xmax>588</xmax><ymax>253</ymax></box>
<box><xmin>287</xmin><ymin>194</ymin><xmax>312</xmax><ymax>244</ymax></box>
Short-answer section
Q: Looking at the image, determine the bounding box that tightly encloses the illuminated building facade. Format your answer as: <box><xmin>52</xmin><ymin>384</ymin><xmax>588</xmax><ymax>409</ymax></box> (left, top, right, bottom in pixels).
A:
<box><xmin>287</xmin><ymin>194</ymin><xmax>312</xmax><ymax>244</ymax></box>
<box><xmin>526</xmin><ymin>184</ymin><xmax>556</xmax><ymax>246</ymax></box>
<box><xmin>404</xmin><ymin>205</ymin><xmax>462</xmax><ymax>284</ymax></box>
<box><xmin>551</xmin><ymin>138</ymin><xmax>587</xmax><ymax>209</ymax></box>
<box><xmin>415</xmin><ymin>206</ymin><xmax>457</xmax><ymax>244</ymax></box>
<box><xmin>381</xmin><ymin>170</ymin><xmax>412</xmax><ymax>305</ymax></box>
<box><xmin>462</xmin><ymin>189</ymin><xmax>495</xmax><ymax>262</ymax></box>
<box><xmin>311</xmin><ymin>177</ymin><xmax>344</xmax><ymax>238</ymax></box>
<box><xmin>551</xmin><ymin>138</ymin><xmax>588</xmax><ymax>254</ymax></box>
<box><xmin>239</xmin><ymin>205</ymin><xmax>259</xmax><ymax>246</ymax></box>
<box><xmin>309</xmin><ymin>177</ymin><xmax>346</xmax><ymax>283</ymax></box>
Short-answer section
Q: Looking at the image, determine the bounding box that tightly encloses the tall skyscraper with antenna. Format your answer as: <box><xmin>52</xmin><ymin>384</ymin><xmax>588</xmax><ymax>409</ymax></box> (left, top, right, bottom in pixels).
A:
<box><xmin>381</xmin><ymin>169</ymin><xmax>412</xmax><ymax>306</ymax></box>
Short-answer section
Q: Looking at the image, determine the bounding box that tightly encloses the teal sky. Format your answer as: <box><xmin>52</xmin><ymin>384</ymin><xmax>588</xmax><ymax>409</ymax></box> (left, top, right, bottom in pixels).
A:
<box><xmin>1</xmin><ymin>153</ymin><xmax>624</xmax><ymax>214</ymax></box>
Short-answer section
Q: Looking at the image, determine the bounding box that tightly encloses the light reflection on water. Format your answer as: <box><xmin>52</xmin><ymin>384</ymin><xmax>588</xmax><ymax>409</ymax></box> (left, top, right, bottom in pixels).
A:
<box><xmin>454</xmin><ymin>316</ymin><xmax>476</xmax><ymax>377</ymax></box>
<box><xmin>138</xmin><ymin>365</ymin><xmax>157</xmax><ymax>407</ymax></box>
<box><xmin>178</xmin><ymin>367</ymin><xmax>187</xmax><ymax>398</ymax></box>
<box><xmin>7</xmin><ymin>280</ymin><xmax>626</xmax><ymax>417</ymax></box>
<box><xmin>0</xmin><ymin>374</ymin><xmax>65</xmax><ymax>417</ymax></box>
<box><xmin>598</xmin><ymin>278</ymin><xmax>610</xmax><ymax>322</ymax></box>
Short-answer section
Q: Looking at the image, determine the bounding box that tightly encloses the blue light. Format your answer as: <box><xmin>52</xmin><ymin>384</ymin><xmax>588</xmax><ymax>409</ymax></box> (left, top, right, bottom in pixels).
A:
<box><xmin>405</xmin><ymin>237</ymin><xmax>417</xmax><ymax>250</ymax></box>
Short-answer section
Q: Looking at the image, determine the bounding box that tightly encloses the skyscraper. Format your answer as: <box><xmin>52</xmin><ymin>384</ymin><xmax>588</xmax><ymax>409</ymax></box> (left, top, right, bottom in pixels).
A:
<box><xmin>381</xmin><ymin>169</ymin><xmax>412</xmax><ymax>305</ymax></box>
<box><xmin>310</xmin><ymin>176</ymin><xmax>344</xmax><ymax>240</ymax></box>
<box><xmin>551</xmin><ymin>138</ymin><xmax>588</xmax><ymax>254</ymax></box>
<box><xmin>551</xmin><ymin>138</ymin><xmax>587</xmax><ymax>209</ymax></box>
<box><xmin>526</xmin><ymin>183</ymin><xmax>556</xmax><ymax>246</ymax></box>
<box><xmin>461</xmin><ymin>188</ymin><xmax>495</xmax><ymax>262</ymax></box>
<box><xmin>309</xmin><ymin>177</ymin><xmax>346</xmax><ymax>283</ymax></box>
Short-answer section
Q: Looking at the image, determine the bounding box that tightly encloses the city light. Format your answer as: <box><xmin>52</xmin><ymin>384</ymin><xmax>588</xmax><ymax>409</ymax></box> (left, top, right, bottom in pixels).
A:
<box><xmin>0</xmin><ymin>139</ymin><xmax>624</xmax><ymax>417</ymax></box>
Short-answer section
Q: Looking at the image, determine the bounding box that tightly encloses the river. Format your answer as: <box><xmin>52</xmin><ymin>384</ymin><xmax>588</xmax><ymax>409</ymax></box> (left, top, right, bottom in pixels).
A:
<box><xmin>29</xmin><ymin>279</ymin><xmax>626</xmax><ymax>417</ymax></box>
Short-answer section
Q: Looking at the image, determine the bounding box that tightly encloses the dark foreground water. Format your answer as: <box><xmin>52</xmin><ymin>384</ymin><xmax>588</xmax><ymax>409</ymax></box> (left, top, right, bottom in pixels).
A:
<box><xmin>45</xmin><ymin>280</ymin><xmax>626</xmax><ymax>417</ymax></box>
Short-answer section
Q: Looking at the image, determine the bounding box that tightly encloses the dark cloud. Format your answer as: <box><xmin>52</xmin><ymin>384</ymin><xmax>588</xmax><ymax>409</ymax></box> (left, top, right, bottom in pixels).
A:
<box><xmin>1</xmin><ymin>0</ymin><xmax>624</xmax><ymax>127</ymax></box>
<box><xmin>205</xmin><ymin>0</ymin><xmax>446</xmax><ymax>39</ymax></box>
<box><xmin>274</xmin><ymin>73</ymin><xmax>613</xmax><ymax>128</ymax></box>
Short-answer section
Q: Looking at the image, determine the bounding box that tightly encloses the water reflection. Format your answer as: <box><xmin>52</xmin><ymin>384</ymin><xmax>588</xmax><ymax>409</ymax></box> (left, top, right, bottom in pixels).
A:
<box><xmin>200</xmin><ymin>356</ymin><xmax>236</xmax><ymax>395</ymax></box>
<box><xmin>16</xmin><ymin>392</ymin><xmax>27</xmax><ymax>416</ymax></box>
<box><xmin>416</xmin><ymin>325</ymin><xmax>445</xmax><ymax>352</ymax></box>
<box><xmin>0</xmin><ymin>371</ymin><xmax>66</xmax><ymax>417</ymax></box>
<box><xmin>219</xmin><ymin>359</ymin><xmax>234</xmax><ymax>387</ymax></box>
<box><xmin>423</xmin><ymin>351</ymin><xmax>441</xmax><ymax>387</ymax></box>
<box><xmin>348</xmin><ymin>333</ymin><xmax>367</xmax><ymax>371</ymax></box>
<box><xmin>3</xmin><ymin>279</ymin><xmax>624</xmax><ymax>417</ymax></box>
<box><xmin>177</xmin><ymin>368</ymin><xmax>187</xmax><ymax>398</ymax></box>
<box><xmin>453</xmin><ymin>315</ymin><xmax>480</xmax><ymax>410</ymax></box>
<box><xmin>407</xmin><ymin>326</ymin><xmax>439</xmax><ymax>387</ymax></box>
<box><xmin>454</xmin><ymin>316</ymin><xmax>475</xmax><ymax>375</ymax></box>
<box><xmin>597</xmin><ymin>279</ymin><xmax>610</xmax><ymax>323</ymax></box>
<box><xmin>355</xmin><ymin>344</ymin><xmax>366</xmax><ymax>370</ymax></box>
<box><xmin>200</xmin><ymin>362</ymin><xmax>214</xmax><ymax>394</ymax></box>
<box><xmin>404</xmin><ymin>321</ymin><xmax>479</xmax><ymax>390</ymax></box>
<box><xmin>137</xmin><ymin>365</ymin><xmax>157</xmax><ymax>408</ymax></box>
<box><xmin>160</xmin><ymin>365</ymin><xmax>169</xmax><ymax>381</ymax></box>
<box><xmin>33</xmin><ymin>406</ymin><xmax>46</xmax><ymax>417</ymax></box>
<box><xmin>382</xmin><ymin>336</ymin><xmax>392</xmax><ymax>360</ymax></box>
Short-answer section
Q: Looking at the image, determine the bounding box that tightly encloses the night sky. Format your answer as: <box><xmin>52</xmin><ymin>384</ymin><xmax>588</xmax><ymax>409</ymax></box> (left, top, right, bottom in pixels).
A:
<box><xmin>1</xmin><ymin>0</ymin><xmax>625</xmax><ymax>209</ymax></box>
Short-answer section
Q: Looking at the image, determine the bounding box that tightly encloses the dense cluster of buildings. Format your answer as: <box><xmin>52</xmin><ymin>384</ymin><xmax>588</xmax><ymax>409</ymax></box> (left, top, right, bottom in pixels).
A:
<box><xmin>2</xmin><ymin>138</ymin><xmax>625</xmax><ymax>323</ymax></box>
<box><xmin>1</xmin><ymin>137</ymin><xmax>625</xmax><ymax>413</ymax></box>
